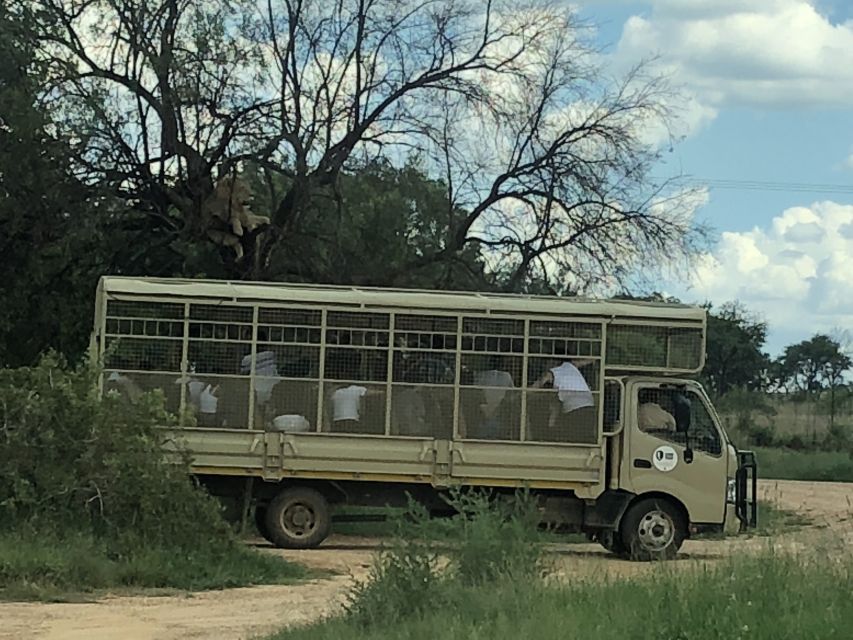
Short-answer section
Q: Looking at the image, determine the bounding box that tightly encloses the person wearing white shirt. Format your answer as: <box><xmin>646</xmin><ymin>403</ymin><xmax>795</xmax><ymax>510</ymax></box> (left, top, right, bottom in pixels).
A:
<box><xmin>468</xmin><ymin>355</ymin><xmax>516</xmax><ymax>439</ymax></box>
<box><xmin>531</xmin><ymin>359</ymin><xmax>597</xmax><ymax>442</ymax></box>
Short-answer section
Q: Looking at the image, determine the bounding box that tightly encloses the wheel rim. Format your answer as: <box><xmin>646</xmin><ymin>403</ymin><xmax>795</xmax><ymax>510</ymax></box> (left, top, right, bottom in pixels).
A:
<box><xmin>281</xmin><ymin>501</ymin><xmax>317</xmax><ymax>539</ymax></box>
<box><xmin>636</xmin><ymin>509</ymin><xmax>674</xmax><ymax>552</ymax></box>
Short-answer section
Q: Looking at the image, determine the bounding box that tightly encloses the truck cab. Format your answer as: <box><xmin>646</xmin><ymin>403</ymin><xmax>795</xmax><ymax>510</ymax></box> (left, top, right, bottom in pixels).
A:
<box><xmin>595</xmin><ymin>376</ymin><xmax>756</xmax><ymax>557</ymax></box>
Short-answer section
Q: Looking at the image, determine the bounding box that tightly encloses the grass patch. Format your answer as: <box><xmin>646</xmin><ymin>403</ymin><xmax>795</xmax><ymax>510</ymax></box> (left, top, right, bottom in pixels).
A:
<box><xmin>0</xmin><ymin>531</ymin><xmax>307</xmax><ymax>602</ymax></box>
<box><xmin>754</xmin><ymin>446</ymin><xmax>853</xmax><ymax>482</ymax></box>
<box><xmin>754</xmin><ymin>501</ymin><xmax>810</xmax><ymax>535</ymax></box>
<box><xmin>271</xmin><ymin>550</ymin><xmax>853</xmax><ymax>640</ymax></box>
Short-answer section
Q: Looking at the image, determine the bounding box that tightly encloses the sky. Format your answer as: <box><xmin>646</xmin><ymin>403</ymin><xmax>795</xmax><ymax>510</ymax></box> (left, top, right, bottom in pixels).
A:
<box><xmin>575</xmin><ymin>0</ymin><xmax>853</xmax><ymax>354</ymax></box>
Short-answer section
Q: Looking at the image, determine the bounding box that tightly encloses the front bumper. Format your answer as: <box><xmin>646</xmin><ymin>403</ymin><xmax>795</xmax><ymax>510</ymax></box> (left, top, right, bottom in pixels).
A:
<box><xmin>735</xmin><ymin>450</ymin><xmax>758</xmax><ymax>531</ymax></box>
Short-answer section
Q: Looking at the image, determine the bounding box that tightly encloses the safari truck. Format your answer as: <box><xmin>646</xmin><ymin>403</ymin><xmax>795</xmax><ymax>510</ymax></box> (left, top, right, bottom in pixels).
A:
<box><xmin>93</xmin><ymin>276</ymin><xmax>757</xmax><ymax>560</ymax></box>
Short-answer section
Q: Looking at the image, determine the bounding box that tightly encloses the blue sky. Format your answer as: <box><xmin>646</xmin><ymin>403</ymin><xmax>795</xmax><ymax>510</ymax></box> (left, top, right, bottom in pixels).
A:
<box><xmin>576</xmin><ymin>0</ymin><xmax>853</xmax><ymax>354</ymax></box>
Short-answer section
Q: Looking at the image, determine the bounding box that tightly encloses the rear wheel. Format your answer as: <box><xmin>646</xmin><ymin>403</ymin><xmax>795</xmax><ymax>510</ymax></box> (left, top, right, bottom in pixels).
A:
<box><xmin>265</xmin><ymin>487</ymin><xmax>331</xmax><ymax>549</ymax></box>
<box><xmin>620</xmin><ymin>498</ymin><xmax>686</xmax><ymax>561</ymax></box>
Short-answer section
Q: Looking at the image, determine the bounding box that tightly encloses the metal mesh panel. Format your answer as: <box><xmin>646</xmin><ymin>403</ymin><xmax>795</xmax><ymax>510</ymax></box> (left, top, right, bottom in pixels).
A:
<box><xmin>105</xmin><ymin>317</ymin><xmax>184</xmax><ymax>338</ymax></box>
<box><xmin>689</xmin><ymin>393</ymin><xmax>723</xmax><ymax>456</ymax></box>
<box><xmin>188</xmin><ymin>340</ymin><xmax>249</xmax><ymax>375</ymax></box>
<box><xmin>258</xmin><ymin>307</ymin><xmax>322</xmax><ymax>327</ymax></box>
<box><xmin>530</xmin><ymin>320</ymin><xmax>601</xmax><ymax>339</ymax></box>
<box><xmin>254</xmin><ymin>379</ymin><xmax>319</xmax><ymax>431</ymax></box>
<box><xmin>324</xmin><ymin>383</ymin><xmax>387</xmax><ymax>435</ymax></box>
<box><xmin>189</xmin><ymin>304</ymin><xmax>253</xmax><ymax>323</ymax></box>
<box><xmin>104</xmin><ymin>336</ymin><xmax>183</xmax><ymax>372</ymax></box>
<box><xmin>106</xmin><ymin>300</ymin><xmax>184</xmax><ymax>319</ymax></box>
<box><xmin>328</xmin><ymin>310</ymin><xmax>390</xmax><ymax>329</ymax></box>
<box><xmin>668</xmin><ymin>329</ymin><xmax>704</xmax><ymax>370</ymax></box>
<box><xmin>603</xmin><ymin>380</ymin><xmax>622</xmax><ymax>433</ymax></box>
<box><xmin>104</xmin><ymin>371</ymin><xmax>182</xmax><ymax>414</ymax></box>
<box><xmin>459</xmin><ymin>388</ymin><xmax>521</xmax><ymax>440</ymax></box>
<box><xmin>199</xmin><ymin>377</ymin><xmax>249</xmax><ymax>428</ymax></box>
<box><xmin>391</xmin><ymin>384</ymin><xmax>453</xmax><ymax>438</ymax></box>
<box><xmin>606</xmin><ymin>324</ymin><xmax>703</xmax><ymax>370</ymax></box>
<box><xmin>325</xmin><ymin>346</ymin><xmax>388</xmax><ymax>381</ymax></box>
<box><xmin>254</xmin><ymin>344</ymin><xmax>320</xmax><ymax>379</ymax></box>
<box><xmin>526</xmin><ymin>389</ymin><xmax>599</xmax><ymax>444</ymax></box>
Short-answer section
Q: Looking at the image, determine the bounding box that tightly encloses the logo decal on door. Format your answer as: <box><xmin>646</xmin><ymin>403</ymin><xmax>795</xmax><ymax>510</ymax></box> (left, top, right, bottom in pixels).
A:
<box><xmin>652</xmin><ymin>445</ymin><xmax>678</xmax><ymax>472</ymax></box>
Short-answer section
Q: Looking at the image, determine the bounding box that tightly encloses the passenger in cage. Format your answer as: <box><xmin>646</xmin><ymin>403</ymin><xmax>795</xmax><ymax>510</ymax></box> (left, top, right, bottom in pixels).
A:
<box><xmin>328</xmin><ymin>350</ymin><xmax>381</xmax><ymax>433</ymax></box>
<box><xmin>531</xmin><ymin>359</ymin><xmax>597</xmax><ymax>441</ymax></box>
<box><xmin>471</xmin><ymin>355</ymin><xmax>516</xmax><ymax>439</ymax></box>
<box><xmin>240</xmin><ymin>329</ymin><xmax>280</xmax><ymax>427</ymax></box>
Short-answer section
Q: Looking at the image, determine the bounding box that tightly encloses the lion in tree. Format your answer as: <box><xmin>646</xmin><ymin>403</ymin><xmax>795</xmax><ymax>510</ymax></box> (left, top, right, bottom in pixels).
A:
<box><xmin>202</xmin><ymin>174</ymin><xmax>270</xmax><ymax>260</ymax></box>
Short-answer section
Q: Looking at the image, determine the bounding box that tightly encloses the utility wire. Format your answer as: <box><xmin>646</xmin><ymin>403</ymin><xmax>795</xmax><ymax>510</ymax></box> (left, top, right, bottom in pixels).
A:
<box><xmin>653</xmin><ymin>177</ymin><xmax>853</xmax><ymax>195</ymax></box>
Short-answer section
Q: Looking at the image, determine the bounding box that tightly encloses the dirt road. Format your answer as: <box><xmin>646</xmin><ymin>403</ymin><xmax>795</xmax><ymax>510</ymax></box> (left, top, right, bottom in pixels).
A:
<box><xmin>2</xmin><ymin>479</ymin><xmax>851</xmax><ymax>640</ymax></box>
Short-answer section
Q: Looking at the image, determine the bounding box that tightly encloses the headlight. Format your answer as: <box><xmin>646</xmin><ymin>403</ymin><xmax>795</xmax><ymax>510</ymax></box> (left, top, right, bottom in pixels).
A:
<box><xmin>726</xmin><ymin>479</ymin><xmax>737</xmax><ymax>504</ymax></box>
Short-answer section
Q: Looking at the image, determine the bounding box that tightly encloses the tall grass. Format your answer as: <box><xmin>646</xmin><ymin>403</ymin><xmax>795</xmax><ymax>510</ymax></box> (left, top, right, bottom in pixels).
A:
<box><xmin>0</xmin><ymin>530</ymin><xmax>304</xmax><ymax>601</ymax></box>
<box><xmin>754</xmin><ymin>447</ymin><xmax>853</xmax><ymax>482</ymax></box>
<box><xmin>273</xmin><ymin>551</ymin><xmax>852</xmax><ymax>640</ymax></box>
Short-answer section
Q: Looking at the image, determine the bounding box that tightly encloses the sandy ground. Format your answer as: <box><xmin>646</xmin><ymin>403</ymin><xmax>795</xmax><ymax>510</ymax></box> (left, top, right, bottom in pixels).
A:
<box><xmin>2</xmin><ymin>479</ymin><xmax>851</xmax><ymax>640</ymax></box>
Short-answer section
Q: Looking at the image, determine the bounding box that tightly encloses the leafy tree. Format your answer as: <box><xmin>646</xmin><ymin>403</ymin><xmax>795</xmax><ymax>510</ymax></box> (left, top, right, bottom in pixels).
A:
<box><xmin>776</xmin><ymin>334</ymin><xmax>852</xmax><ymax>428</ymax></box>
<box><xmin>703</xmin><ymin>302</ymin><xmax>771</xmax><ymax>397</ymax></box>
<box><xmin>0</xmin><ymin>6</ymin><xmax>106</xmax><ymax>366</ymax></box>
<box><xmin>30</xmin><ymin>0</ymin><xmax>707</xmax><ymax>287</ymax></box>
<box><xmin>243</xmin><ymin>158</ymin><xmax>495</xmax><ymax>289</ymax></box>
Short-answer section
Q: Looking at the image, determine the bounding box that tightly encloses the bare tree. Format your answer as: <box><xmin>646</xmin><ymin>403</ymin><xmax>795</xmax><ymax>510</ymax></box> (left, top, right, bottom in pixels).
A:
<box><xmin>30</xmin><ymin>0</ymin><xmax>706</xmax><ymax>286</ymax></box>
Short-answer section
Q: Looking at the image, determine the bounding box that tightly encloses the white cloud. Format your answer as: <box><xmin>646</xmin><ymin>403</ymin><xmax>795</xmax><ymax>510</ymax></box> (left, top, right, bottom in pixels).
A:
<box><xmin>845</xmin><ymin>152</ymin><xmax>853</xmax><ymax>172</ymax></box>
<box><xmin>612</xmin><ymin>0</ymin><xmax>853</xmax><ymax>136</ymax></box>
<box><xmin>683</xmin><ymin>200</ymin><xmax>853</xmax><ymax>351</ymax></box>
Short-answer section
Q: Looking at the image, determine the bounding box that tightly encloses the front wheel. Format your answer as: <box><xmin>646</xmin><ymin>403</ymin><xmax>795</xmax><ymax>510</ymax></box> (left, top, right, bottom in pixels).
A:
<box><xmin>265</xmin><ymin>487</ymin><xmax>332</xmax><ymax>549</ymax></box>
<box><xmin>620</xmin><ymin>498</ymin><xmax>686</xmax><ymax>561</ymax></box>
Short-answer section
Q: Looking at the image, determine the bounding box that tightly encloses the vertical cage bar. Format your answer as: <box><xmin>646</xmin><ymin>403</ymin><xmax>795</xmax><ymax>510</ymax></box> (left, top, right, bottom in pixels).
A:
<box><xmin>178</xmin><ymin>302</ymin><xmax>190</xmax><ymax>426</ymax></box>
<box><xmin>384</xmin><ymin>313</ymin><xmax>395</xmax><ymax>436</ymax></box>
<box><xmin>316</xmin><ymin>309</ymin><xmax>328</xmax><ymax>432</ymax></box>
<box><xmin>519</xmin><ymin>318</ymin><xmax>530</xmax><ymax>442</ymax></box>
<box><xmin>247</xmin><ymin>305</ymin><xmax>259</xmax><ymax>430</ymax></box>
<box><xmin>451</xmin><ymin>315</ymin><xmax>463</xmax><ymax>439</ymax></box>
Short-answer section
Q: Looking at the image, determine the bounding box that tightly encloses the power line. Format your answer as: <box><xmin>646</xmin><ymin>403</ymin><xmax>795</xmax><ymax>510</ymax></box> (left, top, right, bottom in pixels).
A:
<box><xmin>654</xmin><ymin>177</ymin><xmax>853</xmax><ymax>195</ymax></box>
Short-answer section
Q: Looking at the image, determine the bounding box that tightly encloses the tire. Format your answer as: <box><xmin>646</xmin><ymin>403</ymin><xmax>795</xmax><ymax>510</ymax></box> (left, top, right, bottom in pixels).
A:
<box><xmin>265</xmin><ymin>487</ymin><xmax>332</xmax><ymax>549</ymax></box>
<box><xmin>620</xmin><ymin>497</ymin><xmax>686</xmax><ymax>561</ymax></box>
<box><xmin>254</xmin><ymin>505</ymin><xmax>273</xmax><ymax>543</ymax></box>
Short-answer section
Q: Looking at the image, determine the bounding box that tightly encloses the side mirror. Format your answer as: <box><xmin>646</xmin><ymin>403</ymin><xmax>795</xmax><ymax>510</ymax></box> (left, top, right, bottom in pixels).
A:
<box><xmin>673</xmin><ymin>392</ymin><xmax>692</xmax><ymax>433</ymax></box>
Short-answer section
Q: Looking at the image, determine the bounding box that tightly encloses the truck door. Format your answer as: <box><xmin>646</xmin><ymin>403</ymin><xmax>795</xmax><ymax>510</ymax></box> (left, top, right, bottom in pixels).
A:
<box><xmin>624</xmin><ymin>382</ymin><xmax>728</xmax><ymax>525</ymax></box>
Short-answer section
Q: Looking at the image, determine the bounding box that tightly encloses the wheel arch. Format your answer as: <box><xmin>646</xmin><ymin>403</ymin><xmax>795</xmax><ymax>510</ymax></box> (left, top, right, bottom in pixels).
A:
<box><xmin>256</xmin><ymin>478</ymin><xmax>348</xmax><ymax>506</ymax></box>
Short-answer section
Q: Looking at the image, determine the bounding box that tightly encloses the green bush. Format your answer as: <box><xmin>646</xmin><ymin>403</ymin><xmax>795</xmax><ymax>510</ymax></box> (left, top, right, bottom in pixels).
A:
<box><xmin>343</xmin><ymin>490</ymin><xmax>546</xmax><ymax>627</ymax></box>
<box><xmin>441</xmin><ymin>489</ymin><xmax>546</xmax><ymax>585</ymax></box>
<box><xmin>0</xmin><ymin>354</ymin><xmax>302</xmax><ymax>598</ymax></box>
<box><xmin>343</xmin><ymin>502</ymin><xmax>444</xmax><ymax>626</ymax></box>
<box><xmin>0</xmin><ymin>353</ymin><xmax>229</xmax><ymax>548</ymax></box>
